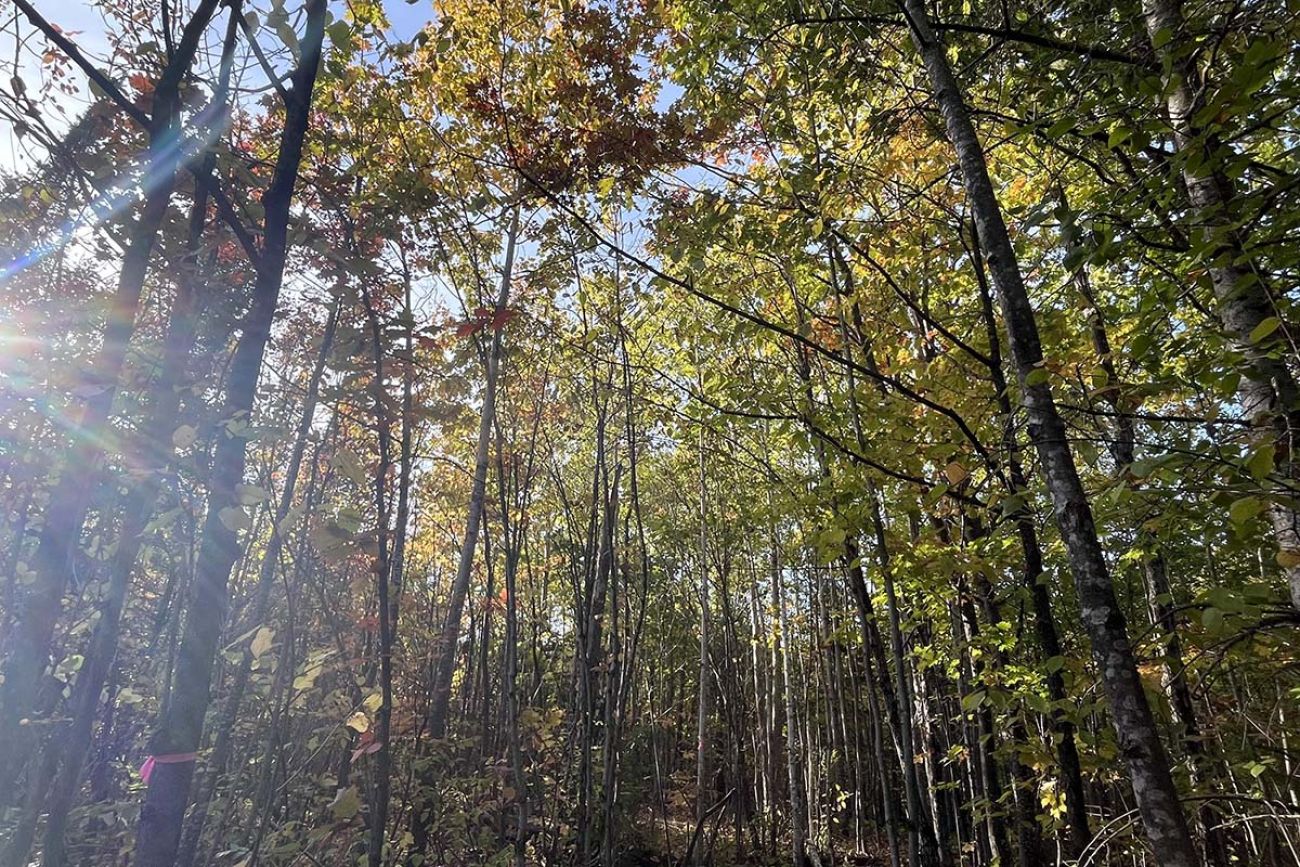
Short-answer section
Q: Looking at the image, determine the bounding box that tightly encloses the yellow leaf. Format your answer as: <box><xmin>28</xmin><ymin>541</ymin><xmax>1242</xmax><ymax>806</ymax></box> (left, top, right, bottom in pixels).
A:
<box><xmin>944</xmin><ymin>461</ymin><xmax>969</xmax><ymax>485</ymax></box>
<box><xmin>1277</xmin><ymin>549</ymin><xmax>1300</xmax><ymax>569</ymax></box>
<box><xmin>250</xmin><ymin>627</ymin><xmax>275</xmax><ymax>658</ymax></box>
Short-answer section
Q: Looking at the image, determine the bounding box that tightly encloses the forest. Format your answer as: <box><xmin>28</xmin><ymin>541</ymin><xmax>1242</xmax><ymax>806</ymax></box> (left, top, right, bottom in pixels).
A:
<box><xmin>0</xmin><ymin>0</ymin><xmax>1298</xmax><ymax>865</ymax></box>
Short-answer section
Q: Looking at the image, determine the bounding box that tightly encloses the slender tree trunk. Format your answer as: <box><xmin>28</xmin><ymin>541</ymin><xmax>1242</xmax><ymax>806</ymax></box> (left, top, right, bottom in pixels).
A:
<box><xmin>1062</xmin><ymin>200</ymin><xmax>1230</xmax><ymax>867</ymax></box>
<box><xmin>599</xmin><ymin>477</ymin><xmax>623</xmax><ymax>867</ymax></box>
<box><xmin>1141</xmin><ymin>0</ymin><xmax>1300</xmax><ymax>612</ymax></box>
<box><xmin>176</xmin><ymin>297</ymin><xmax>338</xmax><ymax>867</ymax></box>
<box><xmin>0</xmin><ymin>0</ymin><xmax>221</xmax><ymax>792</ymax></box>
<box><xmin>695</xmin><ymin>427</ymin><xmax>712</xmax><ymax>838</ymax></box>
<box><xmin>30</xmin><ymin>135</ymin><xmax>231</xmax><ymax>867</ymax></box>
<box><xmin>868</xmin><ymin>493</ymin><xmax>937</xmax><ymax>867</ymax></box>
<box><xmin>495</xmin><ymin>439</ymin><xmax>531</xmax><ymax>867</ymax></box>
<box><xmin>411</xmin><ymin>202</ymin><xmax>520</xmax><ymax>856</ymax></box>
<box><xmin>360</xmin><ymin>275</ymin><xmax>397</xmax><ymax>867</ymax></box>
<box><xmin>970</xmin><ymin>220</ymin><xmax>1092</xmax><ymax>856</ymax></box>
<box><xmin>773</xmin><ymin>544</ymin><xmax>808</xmax><ymax>867</ymax></box>
<box><xmin>898</xmin><ymin>3</ymin><xmax>1197</xmax><ymax>863</ymax></box>
<box><xmin>132</xmin><ymin>7</ymin><xmax>326</xmax><ymax>862</ymax></box>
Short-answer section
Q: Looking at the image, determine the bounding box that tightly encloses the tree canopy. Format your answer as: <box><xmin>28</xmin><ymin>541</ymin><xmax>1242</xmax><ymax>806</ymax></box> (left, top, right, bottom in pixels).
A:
<box><xmin>1</xmin><ymin>0</ymin><xmax>1299</xmax><ymax>865</ymax></box>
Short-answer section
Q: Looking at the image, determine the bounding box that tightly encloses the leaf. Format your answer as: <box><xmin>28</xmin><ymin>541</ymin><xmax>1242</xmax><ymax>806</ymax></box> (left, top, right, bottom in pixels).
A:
<box><xmin>350</xmin><ymin>730</ymin><xmax>384</xmax><ymax>763</ymax></box>
<box><xmin>277</xmin><ymin>503</ymin><xmax>305</xmax><ymax>534</ymax></box>
<box><xmin>250</xmin><ymin>626</ymin><xmax>275</xmax><ymax>658</ymax></box>
<box><xmin>943</xmin><ymin>461</ymin><xmax>969</xmax><ymax>485</ymax></box>
<box><xmin>218</xmin><ymin>507</ymin><xmax>251</xmax><ymax>534</ymax></box>
<box><xmin>143</xmin><ymin>507</ymin><xmax>181</xmax><ymax>535</ymax></box>
<box><xmin>1228</xmin><ymin>496</ymin><xmax>1264</xmax><ymax>528</ymax></box>
<box><xmin>328</xmin><ymin>785</ymin><xmax>361</xmax><ymax>820</ymax></box>
<box><xmin>1276</xmin><ymin>549</ymin><xmax>1300</xmax><ymax>569</ymax></box>
<box><xmin>1249</xmin><ymin>316</ymin><xmax>1281</xmax><ymax>344</ymax></box>
<box><xmin>490</xmin><ymin>307</ymin><xmax>517</xmax><ymax>331</ymax></box>
<box><xmin>363</xmin><ymin>692</ymin><xmax>383</xmax><ymax>712</ymax></box>
<box><xmin>345</xmin><ymin>710</ymin><xmax>370</xmax><ymax>733</ymax></box>
<box><xmin>961</xmin><ymin>690</ymin><xmax>986</xmax><ymax>711</ymax></box>
<box><xmin>1000</xmin><ymin>493</ymin><xmax>1027</xmax><ymax>517</ymax></box>
<box><xmin>331</xmin><ymin>449</ymin><xmax>368</xmax><ymax>487</ymax></box>
<box><xmin>172</xmin><ymin>424</ymin><xmax>198</xmax><ymax>449</ymax></box>
<box><xmin>1246</xmin><ymin>444</ymin><xmax>1276</xmax><ymax>481</ymax></box>
<box><xmin>1024</xmin><ymin>367</ymin><xmax>1049</xmax><ymax>387</ymax></box>
<box><xmin>236</xmin><ymin>484</ymin><xmax>270</xmax><ymax>505</ymax></box>
<box><xmin>327</xmin><ymin>20</ymin><xmax>352</xmax><ymax>46</ymax></box>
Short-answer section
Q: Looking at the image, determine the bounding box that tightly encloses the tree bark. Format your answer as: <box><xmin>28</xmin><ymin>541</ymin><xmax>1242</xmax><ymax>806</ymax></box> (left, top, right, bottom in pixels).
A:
<box><xmin>898</xmin><ymin>2</ymin><xmax>1198</xmax><ymax>863</ymax></box>
<box><xmin>360</xmin><ymin>274</ymin><xmax>397</xmax><ymax>867</ymax></box>
<box><xmin>773</xmin><ymin>544</ymin><xmax>808</xmax><ymax>867</ymax></box>
<box><xmin>970</xmin><ymin>219</ymin><xmax>1092</xmax><ymax>856</ymax></box>
<box><xmin>695</xmin><ymin>426</ymin><xmax>713</xmax><ymax>838</ymax></box>
<box><xmin>411</xmin><ymin>202</ymin><xmax>520</xmax><ymax>856</ymax></box>
<box><xmin>0</xmin><ymin>0</ymin><xmax>221</xmax><ymax>792</ymax></box>
<box><xmin>175</xmin><ymin>297</ymin><xmax>338</xmax><ymax>867</ymax></box>
<box><xmin>132</xmin><ymin>5</ymin><xmax>326</xmax><ymax>863</ymax></box>
<box><xmin>1142</xmin><ymin>0</ymin><xmax>1300</xmax><ymax>612</ymax></box>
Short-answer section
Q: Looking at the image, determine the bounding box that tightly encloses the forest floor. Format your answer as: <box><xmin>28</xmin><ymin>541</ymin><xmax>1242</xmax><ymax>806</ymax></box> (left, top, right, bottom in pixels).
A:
<box><xmin>618</xmin><ymin>809</ymin><xmax>891</xmax><ymax>866</ymax></box>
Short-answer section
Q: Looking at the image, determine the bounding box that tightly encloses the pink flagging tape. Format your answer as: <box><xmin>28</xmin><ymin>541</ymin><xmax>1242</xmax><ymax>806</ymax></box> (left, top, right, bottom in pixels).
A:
<box><xmin>140</xmin><ymin>752</ymin><xmax>198</xmax><ymax>784</ymax></box>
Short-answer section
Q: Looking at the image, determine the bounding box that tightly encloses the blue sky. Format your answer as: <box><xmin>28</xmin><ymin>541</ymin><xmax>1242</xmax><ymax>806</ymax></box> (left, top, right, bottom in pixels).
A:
<box><xmin>1</xmin><ymin>0</ymin><xmax>440</xmax><ymax>170</ymax></box>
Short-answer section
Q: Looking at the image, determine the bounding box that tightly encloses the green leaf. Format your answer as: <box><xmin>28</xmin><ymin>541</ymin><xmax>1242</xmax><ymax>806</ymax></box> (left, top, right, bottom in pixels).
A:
<box><xmin>236</xmin><ymin>484</ymin><xmax>270</xmax><ymax>506</ymax></box>
<box><xmin>328</xmin><ymin>785</ymin><xmax>361</xmax><ymax>820</ymax></box>
<box><xmin>331</xmin><ymin>448</ymin><xmax>368</xmax><ymax>487</ymax></box>
<box><xmin>1046</xmin><ymin>117</ymin><xmax>1074</xmax><ymax>139</ymax></box>
<box><xmin>1000</xmin><ymin>493</ymin><xmax>1027</xmax><ymax>517</ymax></box>
<box><xmin>1249</xmin><ymin>317</ymin><xmax>1281</xmax><ymax>344</ymax></box>
<box><xmin>1246</xmin><ymin>444</ymin><xmax>1276</xmax><ymax>481</ymax></box>
<box><xmin>327</xmin><ymin>20</ymin><xmax>352</xmax><ymax>46</ymax></box>
<box><xmin>1228</xmin><ymin>496</ymin><xmax>1264</xmax><ymax>528</ymax></box>
<box><xmin>1024</xmin><ymin>368</ymin><xmax>1049</xmax><ymax>387</ymax></box>
<box><xmin>961</xmin><ymin>690</ymin><xmax>986</xmax><ymax>711</ymax></box>
<box><xmin>218</xmin><ymin>506</ymin><xmax>252</xmax><ymax>534</ymax></box>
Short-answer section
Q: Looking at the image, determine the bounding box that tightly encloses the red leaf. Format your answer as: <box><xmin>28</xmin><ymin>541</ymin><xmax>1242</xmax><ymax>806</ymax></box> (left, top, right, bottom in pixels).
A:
<box><xmin>489</xmin><ymin>307</ymin><xmax>517</xmax><ymax>330</ymax></box>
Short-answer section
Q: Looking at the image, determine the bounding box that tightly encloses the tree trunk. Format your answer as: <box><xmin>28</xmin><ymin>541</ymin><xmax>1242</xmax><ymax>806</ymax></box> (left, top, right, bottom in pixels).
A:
<box><xmin>970</xmin><ymin>219</ymin><xmax>1092</xmax><ymax>856</ymax></box>
<box><xmin>360</xmin><ymin>274</ymin><xmax>397</xmax><ymax>867</ymax></box>
<box><xmin>31</xmin><ymin>125</ymin><xmax>231</xmax><ymax>867</ymax></box>
<box><xmin>898</xmin><ymin>3</ymin><xmax>1198</xmax><ymax>863</ymax></box>
<box><xmin>175</xmin><ymin>297</ymin><xmax>338</xmax><ymax>867</ymax></box>
<box><xmin>0</xmin><ymin>0</ymin><xmax>221</xmax><ymax>793</ymax></box>
<box><xmin>773</xmin><ymin>544</ymin><xmax>808</xmax><ymax>867</ymax></box>
<box><xmin>132</xmin><ymin>6</ymin><xmax>326</xmax><ymax>862</ymax></box>
<box><xmin>1142</xmin><ymin>0</ymin><xmax>1300</xmax><ymax>612</ymax></box>
<box><xmin>695</xmin><ymin>427</ymin><xmax>712</xmax><ymax>836</ymax></box>
<box><xmin>411</xmin><ymin>202</ymin><xmax>520</xmax><ymax>856</ymax></box>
